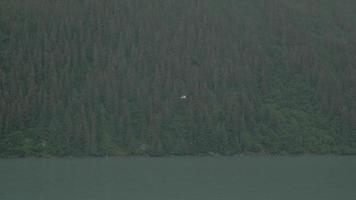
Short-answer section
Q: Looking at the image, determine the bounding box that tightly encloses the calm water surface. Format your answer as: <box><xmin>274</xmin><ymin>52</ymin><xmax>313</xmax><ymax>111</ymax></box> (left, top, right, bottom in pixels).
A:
<box><xmin>0</xmin><ymin>156</ymin><xmax>355</xmax><ymax>200</ymax></box>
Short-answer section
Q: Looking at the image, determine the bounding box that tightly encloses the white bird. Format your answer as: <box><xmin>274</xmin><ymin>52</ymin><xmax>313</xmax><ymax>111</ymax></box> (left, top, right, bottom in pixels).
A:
<box><xmin>180</xmin><ymin>95</ymin><xmax>187</xmax><ymax>99</ymax></box>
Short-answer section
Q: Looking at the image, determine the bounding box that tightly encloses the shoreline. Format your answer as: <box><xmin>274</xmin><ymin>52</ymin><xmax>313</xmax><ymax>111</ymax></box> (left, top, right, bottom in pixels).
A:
<box><xmin>1</xmin><ymin>152</ymin><xmax>356</xmax><ymax>159</ymax></box>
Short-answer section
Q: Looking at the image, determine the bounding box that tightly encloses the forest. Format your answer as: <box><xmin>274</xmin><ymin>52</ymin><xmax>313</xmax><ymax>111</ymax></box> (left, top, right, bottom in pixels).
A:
<box><xmin>0</xmin><ymin>0</ymin><xmax>355</xmax><ymax>157</ymax></box>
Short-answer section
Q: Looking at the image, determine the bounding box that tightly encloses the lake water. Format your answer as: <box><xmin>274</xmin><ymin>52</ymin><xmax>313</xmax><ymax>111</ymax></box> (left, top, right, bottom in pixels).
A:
<box><xmin>0</xmin><ymin>156</ymin><xmax>355</xmax><ymax>200</ymax></box>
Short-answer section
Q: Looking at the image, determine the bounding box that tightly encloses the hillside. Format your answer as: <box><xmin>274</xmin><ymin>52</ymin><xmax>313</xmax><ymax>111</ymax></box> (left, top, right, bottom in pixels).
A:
<box><xmin>0</xmin><ymin>0</ymin><xmax>355</xmax><ymax>157</ymax></box>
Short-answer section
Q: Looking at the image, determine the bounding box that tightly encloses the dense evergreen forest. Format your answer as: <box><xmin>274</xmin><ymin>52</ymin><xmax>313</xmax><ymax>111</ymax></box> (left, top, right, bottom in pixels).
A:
<box><xmin>0</xmin><ymin>0</ymin><xmax>355</xmax><ymax>157</ymax></box>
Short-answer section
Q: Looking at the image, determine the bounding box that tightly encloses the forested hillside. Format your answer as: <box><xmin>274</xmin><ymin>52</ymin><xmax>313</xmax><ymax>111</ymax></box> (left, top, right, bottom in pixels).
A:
<box><xmin>0</xmin><ymin>0</ymin><xmax>355</xmax><ymax>157</ymax></box>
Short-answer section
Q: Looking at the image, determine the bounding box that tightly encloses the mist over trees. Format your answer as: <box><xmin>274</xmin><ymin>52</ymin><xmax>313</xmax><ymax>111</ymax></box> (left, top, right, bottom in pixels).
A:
<box><xmin>0</xmin><ymin>0</ymin><xmax>355</xmax><ymax>157</ymax></box>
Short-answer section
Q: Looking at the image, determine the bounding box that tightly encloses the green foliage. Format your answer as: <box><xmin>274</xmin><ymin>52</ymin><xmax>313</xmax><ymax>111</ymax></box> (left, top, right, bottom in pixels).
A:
<box><xmin>0</xmin><ymin>0</ymin><xmax>355</xmax><ymax>157</ymax></box>
<box><xmin>99</xmin><ymin>130</ymin><xmax>128</xmax><ymax>156</ymax></box>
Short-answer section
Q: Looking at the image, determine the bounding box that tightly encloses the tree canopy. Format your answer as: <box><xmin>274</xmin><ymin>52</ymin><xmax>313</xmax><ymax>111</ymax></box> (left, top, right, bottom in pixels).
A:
<box><xmin>0</xmin><ymin>0</ymin><xmax>355</xmax><ymax>157</ymax></box>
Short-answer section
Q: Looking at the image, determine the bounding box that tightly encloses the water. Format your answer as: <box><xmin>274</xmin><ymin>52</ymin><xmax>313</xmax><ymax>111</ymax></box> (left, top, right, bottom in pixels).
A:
<box><xmin>0</xmin><ymin>156</ymin><xmax>355</xmax><ymax>200</ymax></box>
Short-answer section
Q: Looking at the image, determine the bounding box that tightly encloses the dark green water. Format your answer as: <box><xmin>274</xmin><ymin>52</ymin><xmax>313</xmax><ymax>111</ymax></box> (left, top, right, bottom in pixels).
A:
<box><xmin>0</xmin><ymin>156</ymin><xmax>355</xmax><ymax>200</ymax></box>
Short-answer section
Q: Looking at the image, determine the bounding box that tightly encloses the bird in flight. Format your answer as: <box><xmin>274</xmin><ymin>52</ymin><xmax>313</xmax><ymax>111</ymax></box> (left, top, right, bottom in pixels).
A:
<box><xmin>180</xmin><ymin>95</ymin><xmax>187</xmax><ymax>99</ymax></box>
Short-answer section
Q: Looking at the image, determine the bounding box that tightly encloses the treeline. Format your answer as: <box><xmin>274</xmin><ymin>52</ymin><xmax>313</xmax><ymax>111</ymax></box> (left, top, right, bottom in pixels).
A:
<box><xmin>0</xmin><ymin>0</ymin><xmax>355</xmax><ymax>157</ymax></box>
